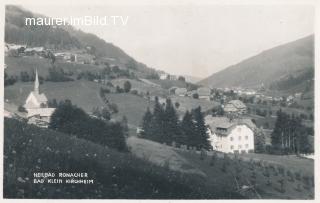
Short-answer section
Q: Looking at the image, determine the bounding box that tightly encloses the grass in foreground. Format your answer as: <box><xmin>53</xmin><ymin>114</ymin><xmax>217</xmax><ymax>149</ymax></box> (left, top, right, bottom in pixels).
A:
<box><xmin>4</xmin><ymin>118</ymin><xmax>243</xmax><ymax>199</ymax></box>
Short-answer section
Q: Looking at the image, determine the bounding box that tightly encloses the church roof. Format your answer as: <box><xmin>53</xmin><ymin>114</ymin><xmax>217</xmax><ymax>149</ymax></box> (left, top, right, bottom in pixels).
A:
<box><xmin>31</xmin><ymin>91</ymin><xmax>48</xmax><ymax>102</ymax></box>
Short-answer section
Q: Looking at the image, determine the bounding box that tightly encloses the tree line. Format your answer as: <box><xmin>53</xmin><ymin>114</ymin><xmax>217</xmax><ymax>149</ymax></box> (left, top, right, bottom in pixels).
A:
<box><xmin>270</xmin><ymin>109</ymin><xmax>313</xmax><ymax>154</ymax></box>
<box><xmin>49</xmin><ymin>100</ymin><xmax>127</xmax><ymax>151</ymax></box>
<box><xmin>141</xmin><ymin>97</ymin><xmax>211</xmax><ymax>150</ymax></box>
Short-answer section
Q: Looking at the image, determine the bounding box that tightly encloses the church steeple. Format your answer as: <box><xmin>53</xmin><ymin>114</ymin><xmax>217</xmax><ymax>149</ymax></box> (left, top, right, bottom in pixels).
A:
<box><xmin>34</xmin><ymin>68</ymin><xmax>39</xmax><ymax>94</ymax></box>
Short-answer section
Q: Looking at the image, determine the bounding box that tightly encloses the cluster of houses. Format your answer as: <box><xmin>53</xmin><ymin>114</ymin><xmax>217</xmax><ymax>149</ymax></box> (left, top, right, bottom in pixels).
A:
<box><xmin>170</xmin><ymin>86</ymin><xmax>212</xmax><ymax>100</ymax></box>
<box><xmin>5</xmin><ymin>43</ymin><xmax>46</xmax><ymax>57</ymax></box>
<box><xmin>5</xmin><ymin>43</ymin><xmax>97</xmax><ymax>65</ymax></box>
<box><xmin>54</xmin><ymin>52</ymin><xmax>95</xmax><ymax>64</ymax></box>
<box><xmin>159</xmin><ymin>73</ymin><xmax>178</xmax><ymax>80</ymax></box>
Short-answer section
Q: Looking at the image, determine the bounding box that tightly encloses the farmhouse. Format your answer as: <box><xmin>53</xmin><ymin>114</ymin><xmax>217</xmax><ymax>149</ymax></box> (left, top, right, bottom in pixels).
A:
<box><xmin>223</xmin><ymin>100</ymin><xmax>247</xmax><ymax>114</ymax></box>
<box><xmin>197</xmin><ymin>87</ymin><xmax>211</xmax><ymax>100</ymax></box>
<box><xmin>24</xmin><ymin>69</ymin><xmax>55</xmax><ymax>128</ymax></box>
<box><xmin>159</xmin><ymin>73</ymin><xmax>168</xmax><ymax>80</ymax></box>
<box><xmin>175</xmin><ymin>88</ymin><xmax>187</xmax><ymax>96</ymax></box>
<box><xmin>24</xmin><ymin>47</ymin><xmax>45</xmax><ymax>55</ymax></box>
<box><xmin>205</xmin><ymin>116</ymin><xmax>256</xmax><ymax>153</ymax></box>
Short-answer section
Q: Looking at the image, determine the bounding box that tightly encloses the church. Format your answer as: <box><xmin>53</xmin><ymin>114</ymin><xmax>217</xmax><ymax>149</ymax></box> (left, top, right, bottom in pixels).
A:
<box><xmin>24</xmin><ymin>69</ymin><xmax>55</xmax><ymax>128</ymax></box>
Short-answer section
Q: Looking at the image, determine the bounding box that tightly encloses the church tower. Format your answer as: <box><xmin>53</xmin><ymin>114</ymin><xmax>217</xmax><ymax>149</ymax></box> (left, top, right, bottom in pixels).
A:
<box><xmin>34</xmin><ymin>68</ymin><xmax>39</xmax><ymax>94</ymax></box>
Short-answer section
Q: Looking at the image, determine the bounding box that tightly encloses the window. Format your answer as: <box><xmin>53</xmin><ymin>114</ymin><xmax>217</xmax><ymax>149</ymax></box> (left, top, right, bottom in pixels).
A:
<box><xmin>238</xmin><ymin>136</ymin><xmax>241</xmax><ymax>141</ymax></box>
<box><xmin>245</xmin><ymin>144</ymin><xmax>249</xmax><ymax>148</ymax></box>
<box><xmin>230</xmin><ymin>145</ymin><xmax>234</xmax><ymax>150</ymax></box>
<box><xmin>238</xmin><ymin>145</ymin><xmax>242</xmax><ymax>149</ymax></box>
<box><xmin>245</xmin><ymin>136</ymin><xmax>248</xmax><ymax>140</ymax></box>
<box><xmin>237</xmin><ymin>127</ymin><xmax>241</xmax><ymax>132</ymax></box>
<box><xmin>230</xmin><ymin>137</ymin><xmax>233</xmax><ymax>141</ymax></box>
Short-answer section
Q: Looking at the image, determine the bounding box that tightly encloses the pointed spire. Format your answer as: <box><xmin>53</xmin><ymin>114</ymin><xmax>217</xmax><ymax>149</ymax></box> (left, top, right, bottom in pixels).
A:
<box><xmin>34</xmin><ymin>68</ymin><xmax>39</xmax><ymax>94</ymax></box>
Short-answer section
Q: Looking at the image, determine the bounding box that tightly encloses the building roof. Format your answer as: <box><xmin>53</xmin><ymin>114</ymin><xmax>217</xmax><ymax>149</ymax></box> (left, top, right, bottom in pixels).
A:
<box><xmin>27</xmin><ymin>108</ymin><xmax>56</xmax><ymax>118</ymax></box>
<box><xmin>175</xmin><ymin>88</ymin><xmax>187</xmax><ymax>95</ymax></box>
<box><xmin>31</xmin><ymin>91</ymin><xmax>48</xmax><ymax>103</ymax></box>
<box><xmin>205</xmin><ymin>116</ymin><xmax>256</xmax><ymax>136</ymax></box>
<box><xmin>197</xmin><ymin>87</ymin><xmax>211</xmax><ymax>96</ymax></box>
<box><xmin>223</xmin><ymin>104</ymin><xmax>238</xmax><ymax>112</ymax></box>
<box><xmin>227</xmin><ymin>100</ymin><xmax>246</xmax><ymax>109</ymax></box>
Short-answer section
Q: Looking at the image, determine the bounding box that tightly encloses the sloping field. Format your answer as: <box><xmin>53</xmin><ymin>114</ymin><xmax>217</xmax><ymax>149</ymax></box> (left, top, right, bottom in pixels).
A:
<box><xmin>5</xmin><ymin>118</ymin><xmax>224</xmax><ymax>199</ymax></box>
<box><xmin>105</xmin><ymin>93</ymin><xmax>154</xmax><ymax>126</ymax></box>
<box><xmin>149</xmin><ymin>79</ymin><xmax>187</xmax><ymax>89</ymax></box>
<box><xmin>5</xmin><ymin>80</ymin><xmax>153</xmax><ymax>127</ymax></box>
<box><xmin>111</xmin><ymin>78</ymin><xmax>167</xmax><ymax>96</ymax></box>
<box><xmin>127</xmin><ymin>136</ymin><xmax>206</xmax><ymax>177</ymax></box>
<box><xmin>4</xmin><ymin>80</ymin><xmax>106</xmax><ymax>112</ymax></box>
<box><xmin>5</xmin><ymin>56</ymin><xmax>102</xmax><ymax>77</ymax></box>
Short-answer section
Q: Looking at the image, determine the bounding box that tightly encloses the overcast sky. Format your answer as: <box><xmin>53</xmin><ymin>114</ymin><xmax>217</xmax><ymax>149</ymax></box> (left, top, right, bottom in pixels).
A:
<box><xmin>22</xmin><ymin>3</ymin><xmax>314</xmax><ymax>78</ymax></box>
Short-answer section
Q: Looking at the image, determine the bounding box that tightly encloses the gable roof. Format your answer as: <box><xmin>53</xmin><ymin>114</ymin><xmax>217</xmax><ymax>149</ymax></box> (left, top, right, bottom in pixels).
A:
<box><xmin>205</xmin><ymin>116</ymin><xmax>256</xmax><ymax>136</ymax></box>
<box><xmin>227</xmin><ymin>100</ymin><xmax>246</xmax><ymax>109</ymax></box>
<box><xmin>27</xmin><ymin>108</ymin><xmax>56</xmax><ymax>118</ymax></box>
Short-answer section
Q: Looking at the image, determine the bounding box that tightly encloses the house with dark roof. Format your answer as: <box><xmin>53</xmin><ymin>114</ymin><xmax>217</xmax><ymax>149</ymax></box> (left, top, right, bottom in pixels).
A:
<box><xmin>205</xmin><ymin>115</ymin><xmax>255</xmax><ymax>153</ymax></box>
<box><xmin>223</xmin><ymin>100</ymin><xmax>247</xmax><ymax>114</ymax></box>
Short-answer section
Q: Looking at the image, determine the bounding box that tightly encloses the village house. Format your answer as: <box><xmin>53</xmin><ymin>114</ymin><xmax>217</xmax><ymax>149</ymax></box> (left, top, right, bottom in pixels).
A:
<box><xmin>175</xmin><ymin>88</ymin><xmax>187</xmax><ymax>96</ymax></box>
<box><xmin>286</xmin><ymin>95</ymin><xmax>294</xmax><ymax>102</ymax></box>
<box><xmin>197</xmin><ymin>87</ymin><xmax>211</xmax><ymax>100</ymax></box>
<box><xmin>205</xmin><ymin>115</ymin><xmax>256</xmax><ymax>153</ymax></box>
<box><xmin>223</xmin><ymin>100</ymin><xmax>247</xmax><ymax>115</ymax></box>
<box><xmin>159</xmin><ymin>73</ymin><xmax>168</xmax><ymax>80</ymax></box>
<box><xmin>167</xmin><ymin>74</ymin><xmax>177</xmax><ymax>80</ymax></box>
<box><xmin>24</xmin><ymin>47</ymin><xmax>45</xmax><ymax>56</ymax></box>
<box><xmin>24</xmin><ymin>69</ymin><xmax>55</xmax><ymax>128</ymax></box>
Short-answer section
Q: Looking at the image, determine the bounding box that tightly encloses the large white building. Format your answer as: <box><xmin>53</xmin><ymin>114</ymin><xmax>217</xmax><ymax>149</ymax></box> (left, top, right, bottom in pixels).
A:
<box><xmin>205</xmin><ymin>116</ymin><xmax>255</xmax><ymax>153</ymax></box>
<box><xmin>24</xmin><ymin>69</ymin><xmax>55</xmax><ymax>127</ymax></box>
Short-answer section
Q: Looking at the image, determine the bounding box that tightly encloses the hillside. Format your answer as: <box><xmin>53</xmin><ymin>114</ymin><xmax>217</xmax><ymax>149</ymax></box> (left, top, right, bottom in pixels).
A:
<box><xmin>199</xmin><ymin>35</ymin><xmax>314</xmax><ymax>91</ymax></box>
<box><xmin>4</xmin><ymin>117</ymin><xmax>238</xmax><ymax>199</ymax></box>
<box><xmin>4</xmin><ymin>80</ymin><xmax>154</xmax><ymax>127</ymax></box>
<box><xmin>5</xmin><ymin>5</ymin><xmax>158</xmax><ymax>77</ymax></box>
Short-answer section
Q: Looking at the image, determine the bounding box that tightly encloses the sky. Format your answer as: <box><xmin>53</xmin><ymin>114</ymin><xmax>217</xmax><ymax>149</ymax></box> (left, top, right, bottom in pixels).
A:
<box><xmin>21</xmin><ymin>2</ymin><xmax>314</xmax><ymax>78</ymax></box>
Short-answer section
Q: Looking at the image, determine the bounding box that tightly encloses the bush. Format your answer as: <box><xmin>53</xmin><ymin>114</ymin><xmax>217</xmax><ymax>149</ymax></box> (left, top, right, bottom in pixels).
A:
<box><xmin>210</xmin><ymin>153</ymin><xmax>217</xmax><ymax>166</ymax></box>
<box><xmin>295</xmin><ymin>171</ymin><xmax>301</xmax><ymax>181</ymax></box>
<box><xmin>123</xmin><ymin>81</ymin><xmax>132</xmax><ymax>93</ymax></box>
<box><xmin>18</xmin><ymin>105</ymin><xmax>27</xmax><ymax>113</ymax></box>
<box><xmin>286</xmin><ymin>170</ymin><xmax>294</xmax><ymax>182</ymax></box>
<box><xmin>130</xmin><ymin>89</ymin><xmax>138</xmax><ymax>95</ymax></box>
<box><xmin>192</xmin><ymin>93</ymin><xmax>199</xmax><ymax>99</ymax></box>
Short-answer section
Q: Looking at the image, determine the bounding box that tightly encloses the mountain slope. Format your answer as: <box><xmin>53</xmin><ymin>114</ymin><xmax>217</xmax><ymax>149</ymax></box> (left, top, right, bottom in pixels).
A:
<box><xmin>5</xmin><ymin>5</ymin><xmax>157</xmax><ymax>76</ymax></box>
<box><xmin>199</xmin><ymin>35</ymin><xmax>314</xmax><ymax>89</ymax></box>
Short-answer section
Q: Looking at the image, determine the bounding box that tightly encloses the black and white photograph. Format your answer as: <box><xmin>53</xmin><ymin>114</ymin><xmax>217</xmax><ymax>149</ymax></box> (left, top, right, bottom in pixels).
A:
<box><xmin>2</xmin><ymin>0</ymin><xmax>317</xmax><ymax>200</ymax></box>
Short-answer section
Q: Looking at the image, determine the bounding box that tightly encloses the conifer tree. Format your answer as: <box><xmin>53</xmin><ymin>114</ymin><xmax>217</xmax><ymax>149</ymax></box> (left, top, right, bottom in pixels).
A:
<box><xmin>141</xmin><ymin>107</ymin><xmax>153</xmax><ymax>138</ymax></box>
<box><xmin>150</xmin><ymin>96</ymin><xmax>165</xmax><ymax>142</ymax></box>
<box><xmin>192</xmin><ymin>106</ymin><xmax>210</xmax><ymax>150</ymax></box>
<box><xmin>180</xmin><ymin>110</ymin><xmax>196</xmax><ymax>146</ymax></box>
<box><xmin>163</xmin><ymin>98</ymin><xmax>180</xmax><ymax>144</ymax></box>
